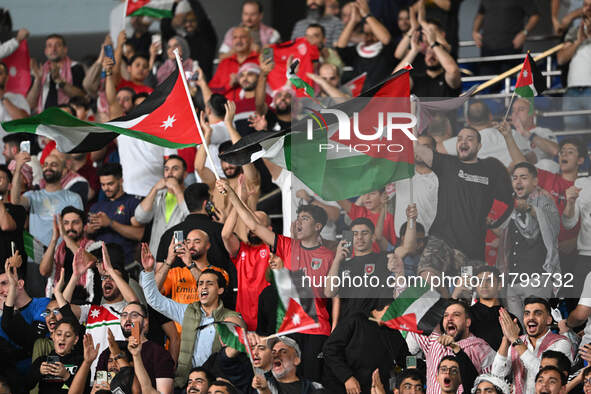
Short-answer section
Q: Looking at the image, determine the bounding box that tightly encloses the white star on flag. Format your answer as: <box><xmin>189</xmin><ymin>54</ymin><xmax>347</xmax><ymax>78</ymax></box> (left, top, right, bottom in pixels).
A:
<box><xmin>523</xmin><ymin>70</ymin><xmax>528</xmax><ymax>78</ymax></box>
<box><xmin>292</xmin><ymin>313</ymin><xmax>301</xmax><ymax>326</ymax></box>
<box><xmin>161</xmin><ymin>115</ymin><xmax>176</xmax><ymax>130</ymax></box>
<box><xmin>90</xmin><ymin>309</ymin><xmax>100</xmax><ymax>318</ymax></box>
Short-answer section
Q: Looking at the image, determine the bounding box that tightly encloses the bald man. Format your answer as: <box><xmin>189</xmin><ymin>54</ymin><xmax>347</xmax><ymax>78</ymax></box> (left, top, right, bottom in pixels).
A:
<box><xmin>155</xmin><ymin>229</ymin><xmax>228</xmax><ymax>326</ymax></box>
<box><xmin>222</xmin><ymin>208</ymin><xmax>272</xmax><ymax>331</ymax></box>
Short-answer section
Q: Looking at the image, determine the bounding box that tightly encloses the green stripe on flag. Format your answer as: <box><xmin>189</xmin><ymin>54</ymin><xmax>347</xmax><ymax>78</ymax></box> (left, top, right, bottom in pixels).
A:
<box><xmin>3</xmin><ymin>108</ymin><xmax>196</xmax><ymax>149</ymax></box>
<box><xmin>23</xmin><ymin>230</ymin><xmax>44</xmax><ymax>264</ymax></box>
<box><xmin>288</xmin><ymin>76</ymin><xmax>315</xmax><ymax>97</ymax></box>
<box><xmin>130</xmin><ymin>7</ymin><xmax>173</xmax><ymax>18</ymax></box>
<box><xmin>382</xmin><ymin>285</ymin><xmax>431</xmax><ymax>321</ymax></box>
<box><xmin>215</xmin><ymin>322</ymin><xmax>247</xmax><ymax>353</ymax></box>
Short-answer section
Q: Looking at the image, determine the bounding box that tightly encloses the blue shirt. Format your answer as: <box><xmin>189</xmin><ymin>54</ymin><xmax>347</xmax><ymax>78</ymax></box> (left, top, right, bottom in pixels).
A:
<box><xmin>89</xmin><ymin>193</ymin><xmax>141</xmax><ymax>263</ymax></box>
<box><xmin>23</xmin><ymin>189</ymin><xmax>83</xmax><ymax>246</ymax></box>
<box><xmin>0</xmin><ymin>297</ymin><xmax>50</xmax><ymax>344</ymax></box>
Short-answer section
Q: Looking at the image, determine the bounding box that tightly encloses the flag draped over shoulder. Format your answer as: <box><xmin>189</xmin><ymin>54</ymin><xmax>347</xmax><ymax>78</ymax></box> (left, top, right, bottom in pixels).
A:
<box><xmin>1</xmin><ymin>68</ymin><xmax>201</xmax><ymax>153</ymax></box>
<box><xmin>126</xmin><ymin>0</ymin><xmax>174</xmax><ymax>18</ymax></box>
<box><xmin>381</xmin><ymin>285</ymin><xmax>448</xmax><ymax>338</ymax></box>
<box><xmin>220</xmin><ymin>69</ymin><xmax>415</xmax><ymax>201</ymax></box>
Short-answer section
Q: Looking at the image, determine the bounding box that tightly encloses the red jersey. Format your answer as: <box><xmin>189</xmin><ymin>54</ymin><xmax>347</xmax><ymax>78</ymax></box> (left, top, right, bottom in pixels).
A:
<box><xmin>348</xmin><ymin>203</ymin><xmax>397</xmax><ymax>252</ymax></box>
<box><xmin>231</xmin><ymin>242</ymin><xmax>271</xmax><ymax>331</ymax></box>
<box><xmin>274</xmin><ymin>234</ymin><xmax>333</xmax><ymax>336</ymax></box>
<box><xmin>117</xmin><ymin>79</ymin><xmax>153</xmax><ymax>95</ymax></box>
<box><xmin>537</xmin><ymin>169</ymin><xmax>579</xmax><ymax>241</ymax></box>
<box><xmin>268</xmin><ymin>38</ymin><xmax>319</xmax><ymax>95</ymax></box>
<box><xmin>209</xmin><ymin>51</ymin><xmax>259</xmax><ymax>95</ymax></box>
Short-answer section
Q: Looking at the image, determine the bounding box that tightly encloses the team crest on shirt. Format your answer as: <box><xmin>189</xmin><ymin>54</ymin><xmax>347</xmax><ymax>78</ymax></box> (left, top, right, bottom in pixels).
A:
<box><xmin>116</xmin><ymin>204</ymin><xmax>125</xmax><ymax>215</ymax></box>
<box><xmin>364</xmin><ymin>264</ymin><xmax>375</xmax><ymax>275</ymax></box>
<box><xmin>297</xmin><ymin>43</ymin><xmax>307</xmax><ymax>55</ymax></box>
<box><xmin>259</xmin><ymin>249</ymin><xmax>268</xmax><ymax>259</ymax></box>
<box><xmin>310</xmin><ymin>258</ymin><xmax>322</xmax><ymax>270</ymax></box>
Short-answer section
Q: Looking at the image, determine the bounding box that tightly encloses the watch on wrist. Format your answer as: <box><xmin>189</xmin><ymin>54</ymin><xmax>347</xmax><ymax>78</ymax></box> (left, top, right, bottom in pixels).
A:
<box><xmin>188</xmin><ymin>262</ymin><xmax>197</xmax><ymax>270</ymax></box>
<box><xmin>57</xmin><ymin>81</ymin><xmax>66</xmax><ymax>90</ymax></box>
<box><xmin>430</xmin><ymin>41</ymin><xmax>441</xmax><ymax>49</ymax></box>
<box><xmin>361</xmin><ymin>13</ymin><xmax>372</xmax><ymax>22</ymax></box>
<box><xmin>528</xmin><ymin>132</ymin><xmax>536</xmax><ymax>142</ymax></box>
<box><xmin>511</xmin><ymin>338</ymin><xmax>524</xmax><ymax>347</ymax></box>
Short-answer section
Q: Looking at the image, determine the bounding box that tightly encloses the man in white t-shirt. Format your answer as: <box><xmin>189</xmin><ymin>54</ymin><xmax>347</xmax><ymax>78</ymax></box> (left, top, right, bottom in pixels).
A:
<box><xmin>0</xmin><ymin>62</ymin><xmax>31</xmax><ymax>164</ymax></box>
<box><xmin>439</xmin><ymin>100</ymin><xmax>533</xmax><ymax>168</ymax></box>
<box><xmin>394</xmin><ymin>135</ymin><xmax>438</xmax><ymax>237</ymax></box>
<box><xmin>557</xmin><ymin>0</ymin><xmax>591</xmax><ymax>131</ymax></box>
<box><xmin>559</xmin><ymin>271</ymin><xmax>591</xmax><ymax>349</ymax></box>
<box><xmin>510</xmin><ymin>98</ymin><xmax>560</xmax><ymax>173</ymax></box>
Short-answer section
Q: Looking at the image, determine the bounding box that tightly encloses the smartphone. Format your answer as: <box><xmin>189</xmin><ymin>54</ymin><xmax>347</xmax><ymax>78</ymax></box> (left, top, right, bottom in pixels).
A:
<box><xmin>460</xmin><ymin>266</ymin><xmax>473</xmax><ymax>277</ymax></box>
<box><xmin>20</xmin><ymin>140</ymin><xmax>30</xmax><ymax>154</ymax></box>
<box><xmin>263</xmin><ymin>47</ymin><xmax>273</xmax><ymax>63</ymax></box>
<box><xmin>173</xmin><ymin>230</ymin><xmax>184</xmax><ymax>251</ymax></box>
<box><xmin>205</xmin><ymin>201</ymin><xmax>218</xmax><ymax>220</ymax></box>
<box><xmin>131</xmin><ymin>322</ymin><xmax>140</xmax><ymax>341</ymax></box>
<box><xmin>406</xmin><ymin>355</ymin><xmax>417</xmax><ymax>369</ymax></box>
<box><xmin>342</xmin><ymin>230</ymin><xmax>353</xmax><ymax>250</ymax></box>
<box><xmin>151</xmin><ymin>33</ymin><xmax>162</xmax><ymax>55</ymax></box>
<box><xmin>96</xmin><ymin>371</ymin><xmax>108</xmax><ymax>385</ymax></box>
<box><xmin>47</xmin><ymin>355</ymin><xmax>60</xmax><ymax>364</ymax></box>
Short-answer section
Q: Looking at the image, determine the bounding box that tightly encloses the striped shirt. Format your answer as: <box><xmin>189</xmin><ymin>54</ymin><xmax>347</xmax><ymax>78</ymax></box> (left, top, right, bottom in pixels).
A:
<box><xmin>408</xmin><ymin>332</ymin><xmax>495</xmax><ymax>394</ymax></box>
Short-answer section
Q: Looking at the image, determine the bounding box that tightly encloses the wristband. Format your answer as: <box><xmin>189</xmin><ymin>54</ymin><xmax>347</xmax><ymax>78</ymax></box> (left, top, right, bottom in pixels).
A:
<box><xmin>361</xmin><ymin>13</ymin><xmax>373</xmax><ymax>23</ymax></box>
<box><xmin>188</xmin><ymin>262</ymin><xmax>197</xmax><ymax>270</ymax></box>
<box><xmin>57</xmin><ymin>81</ymin><xmax>66</xmax><ymax>90</ymax></box>
<box><xmin>430</xmin><ymin>41</ymin><xmax>441</xmax><ymax>49</ymax></box>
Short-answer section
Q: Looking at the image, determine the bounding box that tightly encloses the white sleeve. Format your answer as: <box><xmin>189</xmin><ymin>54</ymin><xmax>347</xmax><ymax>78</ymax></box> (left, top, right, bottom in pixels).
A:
<box><xmin>4</xmin><ymin>93</ymin><xmax>31</xmax><ymax>114</ymax></box>
<box><xmin>0</xmin><ymin>38</ymin><xmax>19</xmax><ymax>58</ymax></box>
<box><xmin>79</xmin><ymin>304</ymin><xmax>91</xmax><ymax>323</ymax></box>
<box><xmin>491</xmin><ymin>352</ymin><xmax>512</xmax><ymax>379</ymax></box>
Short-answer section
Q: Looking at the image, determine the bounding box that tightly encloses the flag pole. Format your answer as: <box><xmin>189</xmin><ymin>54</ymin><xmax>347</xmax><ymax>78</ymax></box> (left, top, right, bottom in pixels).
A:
<box><xmin>502</xmin><ymin>91</ymin><xmax>516</xmax><ymax>123</ymax></box>
<box><xmin>173</xmin><ymin>48</ymin><xmax>222</xmax><ymax>180</ymax></box>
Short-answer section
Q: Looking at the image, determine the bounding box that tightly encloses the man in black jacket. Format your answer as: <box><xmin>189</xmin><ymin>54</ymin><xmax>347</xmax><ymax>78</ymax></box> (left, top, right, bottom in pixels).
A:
<box><xmin>322</xmin><ymin>299</ymin><xmax>410</xmax><ymax>393</ymax></box>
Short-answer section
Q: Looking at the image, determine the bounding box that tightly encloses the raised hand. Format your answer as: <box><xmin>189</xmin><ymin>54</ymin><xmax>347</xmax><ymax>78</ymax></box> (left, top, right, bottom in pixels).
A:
<box><xmin>224</xmin><ymin>101</ymin><xmax>236</xmax><ymax>124</ymax></box>
<box><xmin>141</xmin><ymin>242</ymin><xmax>155</xmax><ymax>272</ymax></box>
<box><xmin>370</xmin><ymin>369</ymin><xmax>386</xmax><ymax>394</ymax></box>
<box><xmin>83</xmin><ymin>334</ymin><xmax>100</xmax><ymax>362</ymax></box>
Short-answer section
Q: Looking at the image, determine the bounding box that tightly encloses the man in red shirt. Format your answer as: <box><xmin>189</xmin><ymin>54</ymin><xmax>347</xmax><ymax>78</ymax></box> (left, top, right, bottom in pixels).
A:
<box><xmin>217</xmin><ymin>179</ymin><xmax>334</xmax><ymax>382</ymax></box>
<box><xmin>209</xmin><ymin>26</ymin><xmax>259</xmax><ymax>95</ymax></box>
<box><xmin>222</xmin><ymin>200</ymin><xmax>271</xmax><ymax>331</ymax></box>
<box><xmin>337</xmin><ymin>188</ymin><xmax>396</xmax><ymax>252</ymax></box>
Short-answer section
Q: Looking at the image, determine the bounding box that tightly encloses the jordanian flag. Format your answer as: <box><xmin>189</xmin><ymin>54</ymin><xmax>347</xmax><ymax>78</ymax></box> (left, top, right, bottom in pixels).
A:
<box><xmin>215</xmin><ymin>322</ymin><xmax>253</xmax><ymax>360</ymax></box>
<box><xmin>515</xmin><ymin>53</ymin><xmax>545</xmax><ymax>113</ymax></box>
<box><xmin>344</xmin><ymin>72</ymin><xmax>367</xmax><ymax>97</ymax></box>
<box><xmin>2</xmin><ymin>68</ymin><xmax>201</xmax><ymax>153</ymax></box>
<box><xmin>220</xmin><ymin>69</ymin><xmax>414</xmax><ymax>201</ymax></box>
<box><xmin>381</xmin><ymin>285</ymin><xmax>448</xmax><ymax>338</ymax></box>
<box><xmin>126</xmin><ymin>0</ymin><xmax>174</xmax><ymax>18</ymax></box>
<box><xmin>271</xmin><ymin>269</ymin><xmax>320</xmax><ymax>336</ymax></box>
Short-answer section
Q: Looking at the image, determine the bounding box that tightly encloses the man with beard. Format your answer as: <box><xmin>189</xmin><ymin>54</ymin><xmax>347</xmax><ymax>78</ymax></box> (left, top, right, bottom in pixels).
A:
<box><xmin>88</xmin><ymin>163</ymin><xmax>144</xmax><ymax>264</ymax></box>
<box><xmin>407</xmin><ymin>301</ymin><xmax>495</xmax><ymax>394</ymax></box>
<box><xmin>219</xmin><ymin>180</ymin><xmax>333</xmax><ymax>382</ymax></box>
<box><xmin>225</xmin><ymin>63</ymin><xmax>272</xmax><ymax>136</ymax></box>
<box><xmin>185</xmin><ymin>367</ymin><xmax>214</xmax><ymax>394</ymax></box>
<box><xmin>222</xmin><ymin>201</ymin><xmax>271</xmax><ymax>331</ymax></box>
<box><xmin>252</xmin><ymin>336</ymin><xmax>324</xmax><ymax>393</ymax></box>
<box><xmin>254</xmin><ymin>57</ymin><xmax>292</xmax><ymax>133</ymax></box>
<box><xmin>468</xmin><ymin>266</ymin><xmax>521</xmax><ymax>350</ymax></box>
<box><xmin>140</xmin><ymin>245</ymin><xmax>243</xmax><ymax>389</ymax></box>
<box><xmin>195</xmin><ymin>102</ymin><xmax>260</xmax><ymax>243</ymax></box>
<box><xmin>414</xmin><ymin>127</ymin><xmax>513</xmax><ymax>296</ymax></box>
<box><xmin>292</xmin><ymin>0</ymin><xmax>344</xmax><ymax>48</ymax></box>
<box><xmin>63</xmin><ymin>242</ymin><xmax>139</xmax><ymax>382</ymax></box>
<box><xmin>335</xmin><ymin>0</ymin><xmax>393</xmax><ymax>91</ymax></box>
<box><xmin>0</xmin><ymin>165</ymin><xmax>26</xmax><ymax>271</ymax></box>
<box><xmin>304</xmin><ymin>24</ymin><xmax>344</xmax><ymax>76</ymax></box>
<box><xmin>95</xmin><ymin>302</ymin><xmax>175</xmax><ymax>394</ymax></box>
<box><xmin>11</xmin><ymin>151</ymin><xmax>83</xmax><ymax>247</ymax></box>
<box><xmin>135</xmin><ymin>155</ymin><xmax>190</xmax><ymax>255</ymax></box>
<box><xmin>492</xmin><ymin>298</ymin><xmax>573</xmax><ymax>394</ymax></box>
<box><xmin>26</xmin><ymin>34</ymin><xmax>85</xmax><ymax>113</ymax></box>
<box><xmin>209</xmin><ymin>27</ymin><xmax>259</xmax><ymax>96</ymax></box>
<box><xmin>500</xmin><ymin>126</ymin><xmax>585</xmax><ymax>298</ymax></box>
<box><xmin>497</xmin><ymin>162</ymin><xmax>560</xmax><ymax>318</ymax></box>
<box><xmin>397</xmin><ymin>21</ymin><xmax>461</xmax><ymax>98</ymax></box>
<box><xmin>39</xmin><ymin>206</ymin><xmax>96</xmax><ymax>301</ymax></box>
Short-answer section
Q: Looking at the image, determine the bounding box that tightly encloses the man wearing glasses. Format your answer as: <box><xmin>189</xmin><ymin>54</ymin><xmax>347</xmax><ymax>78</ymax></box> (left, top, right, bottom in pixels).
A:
<box><xmin>95</xmin><ymin>301</ymin><xmax>175</xmax><ymax>394</ymax></box>
<box><xmin>436</xmin><ymin>356</ymin><xmax>462</xmax><ymax>394</ymax></box>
